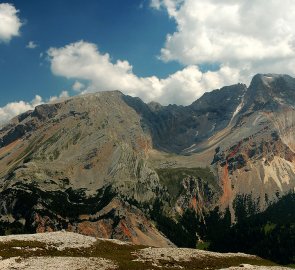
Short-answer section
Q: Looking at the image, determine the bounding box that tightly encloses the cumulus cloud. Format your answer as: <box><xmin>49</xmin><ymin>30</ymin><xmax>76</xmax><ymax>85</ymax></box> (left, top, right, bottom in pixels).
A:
<box><xmin>49</xmin><ymin>1</ymin><xmax>295</xmax><ymax>105</ymax></box>
<box><xmin>47</xmin><ymin>41</ymin><xmax>241</xmax><ymax>105</ymax></box>
<box><xmin>49</xmin><ymin>90</ymin><xmax>69</xmax><ymax>102</ymax></box>
<box><xmin>72</xmin><ymin>81</ymin><xmax>85</xmax><ymax>92</ymax></box>
<box><xmin>152</xmin><ymin>0</ymin><xmax>295</xmax><ymax>83</ymax></box>
<box><xmin>26</xmin><ymin>41</ymin><xmax>37</xmax><ymax>49</ymax></box>
<box><xmin>150</xmin><ymin>0</ymin><xmax>162</xmax><ymax>9</ymax></box>
<box><xmin>0</xmin><ymin>3</ymin><xmax>22</xmax><ymax>42</ymax></box>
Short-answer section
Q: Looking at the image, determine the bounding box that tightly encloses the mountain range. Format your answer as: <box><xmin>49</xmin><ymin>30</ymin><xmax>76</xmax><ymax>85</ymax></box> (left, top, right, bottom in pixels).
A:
<box><xmin>0</xmin><ymin>73</ymin><xmax>295</xmax><ymax>264</ymax></box>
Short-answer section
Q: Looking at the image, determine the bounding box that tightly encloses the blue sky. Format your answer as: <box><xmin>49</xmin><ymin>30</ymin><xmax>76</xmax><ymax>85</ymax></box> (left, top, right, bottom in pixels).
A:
<box><xmin>0</xmin><ymin>0</ymin><xmax>180</xmax><ymax>106</ymax></box>
<box><xmin>1</xmin><ymin>0</ymin><xmax>295</xmax><ymax>124</ymax></box>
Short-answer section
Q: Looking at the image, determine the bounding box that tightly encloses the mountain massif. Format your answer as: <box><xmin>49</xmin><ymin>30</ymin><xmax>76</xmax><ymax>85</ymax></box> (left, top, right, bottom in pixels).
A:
<box><xmin>0</xmin><ymin>73</ymin><xmax>295</xmax><ymax>264</ymax></box>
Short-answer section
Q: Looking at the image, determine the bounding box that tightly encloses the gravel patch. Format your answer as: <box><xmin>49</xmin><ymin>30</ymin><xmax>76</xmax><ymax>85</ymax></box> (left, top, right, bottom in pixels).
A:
<box><xmin>0</xmin><ymin>256</ymin><xmax>117</xmax><ymax>270</ymax></box>
<box><xmin>0</xmin><ymin>232</ymin><xmax>96</xmax><ymax>250</ymax></box>
<box><xmin>134</xmin><ymin>247</ymin><xmax>257</xmax><ymax>263</ymax></box>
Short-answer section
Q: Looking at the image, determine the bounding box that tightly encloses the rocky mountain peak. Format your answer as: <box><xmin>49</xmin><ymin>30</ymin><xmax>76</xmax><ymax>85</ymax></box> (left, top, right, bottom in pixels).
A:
<box><xmin>248</xmin><ymin>73</ymin><xmax>294</xmax><ymax>93</ymax></box>
<box><xmin>250</xmin><ymin>73</ymin><xmax>280</xmax><ymax>86</ymax></box>
<box><xmin>240</xmin><ymin>73</ymin><xmax>295</xmax><ymax>114</ymax></box>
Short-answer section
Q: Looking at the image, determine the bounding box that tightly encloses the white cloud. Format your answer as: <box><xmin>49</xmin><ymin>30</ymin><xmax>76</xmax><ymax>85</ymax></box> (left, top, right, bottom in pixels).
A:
<box><xmin>26</xmin><ymin>41</ymin><xmax>37</xmax><ymax>49</ymax></box>
<box><xmin>48</xmin><ymin>1</ymin><xmax>295</xmax><ymax>106</ymax></box>
<box><xmin>0</xmin><ymin>3</ymin><xmax>22</xmax><ymax>43</ymax></box>
<box><xmin>152</xmin><ymin>0</ymin><xmax>295</xmax><ymax>82</ymax></box>
<box><xmin>48</xmin><ymin>41</ymin><xmax>241</xmax><ymax>105</ymax></box>
<box><xmin>150</xmin><ymin>0</ymin><xmax>162</xmax><ymax>9</ymax></box>
<box><xmin>31</xmin><ymin>95</ymin><xmax>43</xmax><ymax>106</ymax></box>
<box><xmin>49</xmin><ymin>90</ymin><xmax>69</xmax><ymax>102</ymax></box>
<box><xmin>72</xmin><ymin>81</ymin><xmax>85</xmax><ymax>92</ymax></box>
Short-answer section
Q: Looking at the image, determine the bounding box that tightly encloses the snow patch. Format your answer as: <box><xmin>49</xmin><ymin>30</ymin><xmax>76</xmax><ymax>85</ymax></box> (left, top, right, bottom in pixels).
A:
<box><xmin>98</xmin><ymin>238</ymin><xmax>131</xmax><ymax>246</ymax></box>
<box><xmin>210</xmin><ymin>123</ymin><xmax>216</xmax><ymax>132</ymax></box>
<box><xmin>261</xmin><ymin>75</ymin><xmax>275</xmax><ymax>86</ymax></box>
<box><xmin>229</xmin><ymin>96</ymin><xmax>245</xmax><ymax>125</ymax></box>
<box><xmin>183</xmin><ymin>143</ymin><xmax>197</xmax><ymax>153</ymax></box>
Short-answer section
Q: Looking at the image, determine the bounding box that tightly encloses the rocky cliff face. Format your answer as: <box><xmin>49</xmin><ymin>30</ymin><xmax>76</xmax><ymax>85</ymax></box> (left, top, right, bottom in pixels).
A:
<box><xmin>0</xmin><ymin>74</ymin><xmax>295</xmax><ymax>246</ymax></box>
<box><xmin>210</xmin><ymin>74</ymin><xmax>295</xmax><ymax>216</ymax></box>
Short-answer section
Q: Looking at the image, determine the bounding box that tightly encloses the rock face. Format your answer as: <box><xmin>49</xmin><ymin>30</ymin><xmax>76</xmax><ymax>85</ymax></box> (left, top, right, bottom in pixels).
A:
<box><xmin>0</xmin><ymin>92</ymin><xmax>173</xmax><ymax>247</ymax></box>
<box><xmin>210</xmin><ymin>74</ymin><xmax>295</xmax><ymax>214</ymax></box>
<box><xmin>0</xmin><ymin>74</ymin><xmax>295</xmax><ymax>246</ymax></box>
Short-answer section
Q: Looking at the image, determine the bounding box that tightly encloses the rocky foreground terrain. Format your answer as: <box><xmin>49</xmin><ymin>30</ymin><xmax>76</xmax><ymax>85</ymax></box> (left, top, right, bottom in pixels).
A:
<box><xmin>0</xmin><ymin>231</ymin><xmax>290</xmax><ymax>270</ymax></box>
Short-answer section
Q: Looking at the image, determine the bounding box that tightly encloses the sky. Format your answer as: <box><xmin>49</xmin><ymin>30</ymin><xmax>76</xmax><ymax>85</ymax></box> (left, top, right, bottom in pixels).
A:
<box><xmin>1</xmin><ymin>0</ymin><xmax>295</xmax><ymax>124</ymax></box>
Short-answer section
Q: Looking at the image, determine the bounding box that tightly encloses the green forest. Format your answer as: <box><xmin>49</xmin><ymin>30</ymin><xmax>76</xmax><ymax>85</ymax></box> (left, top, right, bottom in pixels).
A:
<box><xmin>208</xmin><ymin>193</ymin><xmax>295</xmax><ymax>265</ymax></box>
<box><xmin>152</xmin><ymin>193</ymin><xmax>295</xmax><ymax>265</ymax></box>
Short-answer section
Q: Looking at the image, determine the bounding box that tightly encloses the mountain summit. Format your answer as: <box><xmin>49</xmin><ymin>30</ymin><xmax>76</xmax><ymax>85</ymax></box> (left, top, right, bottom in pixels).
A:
<box><xmin>242</xmin><ymin>74</ymin><xmax>295</xmax><ymax>112</ymax></box>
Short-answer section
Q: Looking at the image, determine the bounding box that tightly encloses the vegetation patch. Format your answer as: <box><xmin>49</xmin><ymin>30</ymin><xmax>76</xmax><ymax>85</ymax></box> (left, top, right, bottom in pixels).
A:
<box><xmin>208</xmin><ymin>193</ymin><xmax>295</xmax><ymax>265</ymax></box>
<box><xmin>156</xmin><ymin>167</ymin><xmax>219</xmax><ymax>200</ymax></box>
<box><xmin>0</xmin><ymin>183</ymin><xmax>116</xmax><ymax>235</ymax></box>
